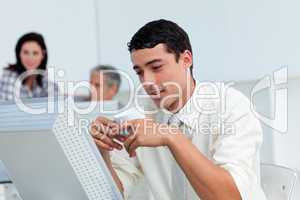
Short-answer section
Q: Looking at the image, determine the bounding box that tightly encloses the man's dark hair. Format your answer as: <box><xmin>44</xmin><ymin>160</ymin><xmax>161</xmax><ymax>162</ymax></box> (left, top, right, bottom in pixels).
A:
<box><xmin>91</xmin><ymin>65</ymin><xmax>121</xmax><ymax>92</ymax></box>
<box><xmin>128</xmin><ymin>19</ymin><xmax>193</xmax><ymax>77</ymax></box>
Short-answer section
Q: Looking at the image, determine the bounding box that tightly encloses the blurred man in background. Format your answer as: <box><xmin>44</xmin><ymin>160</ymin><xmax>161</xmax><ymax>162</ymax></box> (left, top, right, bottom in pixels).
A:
<box><xmin>89</xmin><ymin>65</ymin><xmax>121</xmax><ymax>101</ymax></box>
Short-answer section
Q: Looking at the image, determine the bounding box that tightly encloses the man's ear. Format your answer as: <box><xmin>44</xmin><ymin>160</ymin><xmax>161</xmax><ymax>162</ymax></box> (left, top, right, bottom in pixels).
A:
<box><xmin>109</xmin><ymin>84</ymin><xmax>118</xmax><ymax>98</ymax></box>
<box><xmin>182</xmin><ymin>50</ymin><xmax>193</xmax><ymax>70</ymax></box>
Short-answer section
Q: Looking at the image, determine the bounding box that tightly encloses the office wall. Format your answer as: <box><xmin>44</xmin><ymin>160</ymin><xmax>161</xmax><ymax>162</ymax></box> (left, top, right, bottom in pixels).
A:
<box><xmin>272</xmin><ymin>78</ymin><xmax>300</xmax><ymax>199</ymax></box>
<box><xmin>1</xmin><ymin>0</ymin><xmax>299</xmax><ymax>88</ymax></box>
<box><xmin>96</xmin><ymin>0</ymin><xmax>300</xmax><ymax>86</ymax></box>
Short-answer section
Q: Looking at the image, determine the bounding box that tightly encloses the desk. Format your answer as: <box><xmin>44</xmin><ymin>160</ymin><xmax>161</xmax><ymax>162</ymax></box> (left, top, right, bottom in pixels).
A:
<box><xmin>0</xmin><ymin>184</ymin><xmax>21</xmax><ymax>200</ymax></box>
<box><xmin>0</xmin><ymin>185</ymin><xmax>4</xmax><ymax>200</ymax></box>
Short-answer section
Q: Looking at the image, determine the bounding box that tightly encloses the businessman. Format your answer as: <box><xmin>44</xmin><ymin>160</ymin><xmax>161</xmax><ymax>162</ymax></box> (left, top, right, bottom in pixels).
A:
<box><xmin>91</xmin><ymin>19</ymin><xmax>266</xmax><ymax>200</ymax></box>
<box><xmin>89</xmin><ymin>65</ymin><xmax>121</xmax><ymax>101</ymax></box>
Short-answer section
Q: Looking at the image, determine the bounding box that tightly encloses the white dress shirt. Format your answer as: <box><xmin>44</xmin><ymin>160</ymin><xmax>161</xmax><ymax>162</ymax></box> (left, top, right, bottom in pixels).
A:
<box><xmin>111</xmin><ymin>81</ymin><xmax>267</xmax><ymax>200</ymax></box>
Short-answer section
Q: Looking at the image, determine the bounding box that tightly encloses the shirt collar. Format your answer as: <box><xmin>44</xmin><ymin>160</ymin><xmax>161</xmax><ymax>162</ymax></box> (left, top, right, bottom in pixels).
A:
<box><xmin>170</xmin><ymin>80</ymin><xmax>201</xmax><ymax>130</ymax></box>
<box><xmin>170</xmin><ymin>80</ymin><xmax>221</xmax><ymax>130</ymax></box>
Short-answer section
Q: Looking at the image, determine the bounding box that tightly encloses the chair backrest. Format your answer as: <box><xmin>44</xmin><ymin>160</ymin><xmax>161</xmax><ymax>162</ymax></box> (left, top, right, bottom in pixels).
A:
<box><xmin>261</xmin><ymin>163</ymin><xmax>298</xmax><ymax>200</ymax></box>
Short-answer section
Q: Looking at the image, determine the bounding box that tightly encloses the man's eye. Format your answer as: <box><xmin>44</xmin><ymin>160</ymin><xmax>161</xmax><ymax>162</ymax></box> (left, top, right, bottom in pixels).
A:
<box><xmin>152</xmin><ymin>65</ymin><xmax>162</xmax><ymax>70</ymax></box>
<box><xmin>135</xmin><ymin>71</ymin><xmax>143</xmax><ymax>75</ymax></box>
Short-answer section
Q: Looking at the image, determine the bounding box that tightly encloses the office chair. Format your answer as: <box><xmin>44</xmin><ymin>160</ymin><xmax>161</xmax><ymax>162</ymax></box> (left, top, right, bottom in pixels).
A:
<box><xmin>261</xmin><ymin>163</ymin><xmax>298</xmax><ymax>200</ymax></box>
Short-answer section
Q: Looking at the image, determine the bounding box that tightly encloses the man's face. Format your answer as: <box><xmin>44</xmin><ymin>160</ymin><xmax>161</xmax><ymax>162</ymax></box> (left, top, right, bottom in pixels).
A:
<box><xmin>131</xmin><ymin>44</ymin><xmax>193</xmax><ymax>111</ymax></box>
<box><xmin>90</xmin><ymin>72</ymin><xmax>117</xmax><ymax>101</ymax></box>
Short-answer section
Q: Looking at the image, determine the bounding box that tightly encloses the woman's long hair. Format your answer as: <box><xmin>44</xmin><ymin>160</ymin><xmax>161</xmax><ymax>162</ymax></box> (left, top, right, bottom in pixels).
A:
<box><xmin>7</xmin><ymin>32</ymin><xmax>48</xmax><ymax>87</ymax></box>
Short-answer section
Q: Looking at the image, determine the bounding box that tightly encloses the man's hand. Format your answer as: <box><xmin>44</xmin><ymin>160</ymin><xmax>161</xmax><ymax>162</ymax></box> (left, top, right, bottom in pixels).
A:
<box><xmin>120</xmin><ymin>118</ymin><xmax>181</xmax><ymax>157</ymax></box>
<box><xmin>90</xmin><ymin>116</ymin><xmax>126</xmax><ymax>159</ymax></box>
<box><xmin>90</xmin><ymin>116</ymin><xmax>126</xmax><ymax>194</ymax></box>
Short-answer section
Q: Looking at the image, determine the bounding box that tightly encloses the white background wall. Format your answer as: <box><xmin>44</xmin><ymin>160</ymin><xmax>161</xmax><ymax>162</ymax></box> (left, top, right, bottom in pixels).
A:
<box><xmin>1</xmin><ymin>0</ymin><xmax>299</xmax><ymax>87</ymax></box>
<box><xmin>96</xmin><ymin>0</ymin><xmax>300</xmax><ymax>85</ymax></box>
<box><xmin>273</xmin><ymin>78</ymin><xmax>300</xmax><ymax>198</ymax></box>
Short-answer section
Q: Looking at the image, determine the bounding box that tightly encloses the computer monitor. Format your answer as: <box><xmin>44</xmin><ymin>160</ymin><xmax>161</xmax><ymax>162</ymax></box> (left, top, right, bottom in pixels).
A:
<box><xmin>0</xmin><ymin>161</ymin><xmax>11</xmax><ymax>184</ymax></box>
<box><xmin>0</xmin><ymin>99</ymin><xmax>123</xmax><ymax>200</ymax></box>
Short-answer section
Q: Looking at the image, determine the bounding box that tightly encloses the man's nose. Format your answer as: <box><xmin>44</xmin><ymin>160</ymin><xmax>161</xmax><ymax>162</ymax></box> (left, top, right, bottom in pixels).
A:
<box><xmin>142</xmin><ymin>71</ymin><xmax>156</xmax><ymax>83</ymax></box>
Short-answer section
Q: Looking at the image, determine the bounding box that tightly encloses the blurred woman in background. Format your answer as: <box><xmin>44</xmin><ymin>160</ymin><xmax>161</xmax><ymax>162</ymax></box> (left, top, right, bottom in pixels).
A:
<box><xmin>0</xmin><ymin>32</ymin><xmax>57</xmax><ymax>100</ymax></box>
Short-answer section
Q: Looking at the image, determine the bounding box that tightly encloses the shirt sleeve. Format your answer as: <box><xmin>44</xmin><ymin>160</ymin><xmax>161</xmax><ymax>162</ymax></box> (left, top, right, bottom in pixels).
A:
<box><xmin>0</xmin><ymin>70</ymin><xmax>17</xmax><ymax>101</ymax></box>
<box><xmin>210</xmin><ymin>88</ymin><xmax>266</xmax><ymax>200</ymax></box>
<box><xmin>110</xmin><ymin>149</ymin><xmax>144</xmax><ymax>199</ymax></box>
